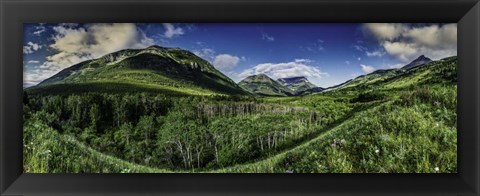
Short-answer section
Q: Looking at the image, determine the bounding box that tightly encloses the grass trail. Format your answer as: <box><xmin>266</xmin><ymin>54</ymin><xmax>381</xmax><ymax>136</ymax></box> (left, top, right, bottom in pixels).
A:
<box><xmin>209</xmin><ymin>101</ymin><xmax>386</xmax><ymax>173</ymax></box>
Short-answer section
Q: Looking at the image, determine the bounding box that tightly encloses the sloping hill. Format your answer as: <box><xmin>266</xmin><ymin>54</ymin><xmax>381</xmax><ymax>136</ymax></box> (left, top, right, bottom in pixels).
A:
<box><xmin>328</xmin><ymin>55</ymin><xmax>456</xmax><ymax>91</ymax></box>
<box><xmin>33</xmin><ymin>45</ymin><xmax>249</xmax><ymax>95</ymax></box>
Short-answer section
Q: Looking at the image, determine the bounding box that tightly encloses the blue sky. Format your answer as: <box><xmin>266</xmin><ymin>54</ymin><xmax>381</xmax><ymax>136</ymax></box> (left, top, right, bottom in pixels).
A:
<box><xmin>23</xmin><ymin>23</ymin><xmax>457</xmax><ymax>88</ymax></box>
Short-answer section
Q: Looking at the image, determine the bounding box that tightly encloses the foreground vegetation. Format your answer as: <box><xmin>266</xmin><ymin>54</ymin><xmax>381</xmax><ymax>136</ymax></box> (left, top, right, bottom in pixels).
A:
<box><xmin>23</xmin><ymin>56</ymin><xmax>457</xmax><ymax>173</ymax></box>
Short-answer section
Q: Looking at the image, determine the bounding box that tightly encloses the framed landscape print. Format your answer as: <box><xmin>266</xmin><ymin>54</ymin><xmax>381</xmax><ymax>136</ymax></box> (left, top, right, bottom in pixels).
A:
<box><xmin>22</xmin><ymin>22</ymin><xmax>458</xmax><ymax>174</ymax></box>
<box><xmin>1</xmin><ymin>0</ymin><xmax>479</xmax><ymax>195</ymax></box>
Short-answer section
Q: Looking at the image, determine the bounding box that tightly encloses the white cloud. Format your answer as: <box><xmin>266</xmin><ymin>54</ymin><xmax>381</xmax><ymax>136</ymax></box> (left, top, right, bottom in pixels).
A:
<box><xmin>238</xmin><ymin>60</ymin><xmax>328</xmax><ymax>80</ymax></box>
<box><xmin>23</xmin><ymin>68</ymin><xmax>56</xmax><ymax>88</ymax></box>
<box><xmin>27</xmin><ymin>60</ymin><xmax>40</xmax><ymax>64</ymax></box>
<box><xmin>385</xmin><ymin>63</ymin><xmax>404</xmax><ymax>69</ymax></box>
<box><xmin>193</xmin><ymin>49</ymin><xmax>246</xmax><ymax>72</ymax></box>
<box><xmin>360</xmin><ymin>64</ymin><xmax>376</xmax><ymax>74</ymax></box>
<box><xmin>213</xmin><ymin>54</ymin><xmax>241</xmax><ymax>70</ymax></box>
<box><xmin>350</xmin><ymin>72</ymin><xmax>361</xmax><ymax>77</ymax></box>
<box><xmin>353</xmin><ymin>44</ymin><xmax>367</xmax><ymax>52</ymax></box>
<box><xmin>403</xmin><ymin>24</ymin><xmax>457</xmax><ymax>49</ymax></box>
<box><xmin>382</xmin><ymin>41</ymin><xmax>418</xmax><ymax>62</ymax></box>
<box><xmin>163</xmin><ymin>23</ymin><xmax>184</xmax><ymax>38</ymax></box>
<box><xmin>353</xmin><ymin>43</ymin><xmax>385</xmax><ymax>57</ymax></box>
<box><xmin>365</xmin><ymin>50</ymin><xmax>385</xmax><ymax>57</ymax></box>
<box><xmin>261</xmin><ymin>32</ymin><xmax>275</xmax><ymax>42</ymax></box>
<box><xmin>33</xmin><ymin>24</ymin><xmax>46</xmax><ymax>36</ymax></box>
<box><xmin>24</xmin><ymin>23</ymin><xmax>155</xmax><ymax>87</ymax></box>
<box><xmin>357</xmin><ymin>57</ymin><xmax>361</xmax><ymax>61</ymax></box>
<box><xmin>58</xmin><ymin>23</ymin><xmax>79</xmax><ymax>28</ymax></box>
<box><xmin>23</xmin><ymin>42</ymin><xmax>42</xmax><ymax>54</ymax></box>
<box><xmin>345</xmin><ymin>60</ymin><xmax>351</xmax><ymax>65</ymax></box>
<box><xmin>363</xmin><ymin>23</ymin><xmax>457</xmax><ymax>62</ymax></box>
<box><xmin>294</xmin><ymin>59</ymin><xmax>313</xmax><ymax>63</ymax></box>
<box><xmin>193</xmin><ymin>48</ymin><xmax>216</xmax><ymax>61</ymax></box>
<box><xmin>363</xmin><ymin>23</ymin><xmax>406</xmax><ymax>41</ymax></box>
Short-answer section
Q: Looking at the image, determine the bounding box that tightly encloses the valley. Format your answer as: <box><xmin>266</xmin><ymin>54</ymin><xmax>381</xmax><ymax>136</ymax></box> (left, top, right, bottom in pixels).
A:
<box><xmin>23</xmin><ymin>46</ymin><xmax>457</xmax><ymax>173</ymax></box>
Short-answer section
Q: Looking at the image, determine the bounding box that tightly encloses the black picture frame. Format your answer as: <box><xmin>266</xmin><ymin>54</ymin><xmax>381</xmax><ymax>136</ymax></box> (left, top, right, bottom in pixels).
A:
<box><xmin>1</xmin><ymin>0</ymin><xmax>479</xmax><ymax>195</ymax></box>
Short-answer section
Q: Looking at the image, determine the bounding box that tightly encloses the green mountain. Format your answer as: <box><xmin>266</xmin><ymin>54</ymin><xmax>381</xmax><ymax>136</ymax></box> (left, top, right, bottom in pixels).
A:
<box><xmin>328</xmin><ymin>55</ymin><xmax>456</xmax><ymax>92</ymax></box>
<box><xmin>238</xmin><ymin>74</ymin><xmax>293</xmax><ymax>96</ymax></box>
<box><xmin>402</xmin><ymin>55</ymin><xmax>432</xmax><ymax>69</ymax></box>
<box><xmin>32</xmin><ymin>45</ymin><xmax>248</xmax><ymax>96</ymax></box>
<box><xmin>276</xmin><ymin>76</ymin><xmax>321</xmax><ymax>95</ymax></box>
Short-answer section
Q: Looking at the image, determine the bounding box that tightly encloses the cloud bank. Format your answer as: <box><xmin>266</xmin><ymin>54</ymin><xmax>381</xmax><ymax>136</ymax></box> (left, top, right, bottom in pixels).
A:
<box><xmin>238</xmin><ymin>60</ymin><xmax>328</xmax><ymax>81</ymax></box>
<box><xmin>363</xmin><ymin>23</ymin><xmax>457</xmax><ymax>62</ymax></box>
<box><xmin>360</xmin><ymin>64</ymin><xmax>376</xmax><ymax>74</ymax></box>
<box><xmin>163</xmin><ymin>23</ymin><xmax>184</xmax><ymax>38</ymax></box>
<box><xmin>23</xmin><ymin>42</ymin><xmax>42</xmax><ymax>54</ymax></box>
<box><xmin>213</xmin><ymin>54</ymin><xmax>240</xmax><ymax>70</ymax></box>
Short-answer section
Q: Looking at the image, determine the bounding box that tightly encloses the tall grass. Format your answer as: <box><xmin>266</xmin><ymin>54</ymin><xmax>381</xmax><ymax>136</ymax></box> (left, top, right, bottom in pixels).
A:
<box><xmin>24</xmin><ymin>114</ymin><xmax>166</xmax><ymax>173</ymax></box>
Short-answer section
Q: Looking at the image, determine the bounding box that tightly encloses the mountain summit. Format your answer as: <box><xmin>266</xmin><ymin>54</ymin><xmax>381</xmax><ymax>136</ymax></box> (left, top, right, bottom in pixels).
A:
<box><xmin>35</xmin><ymin>45</ymin><xmax>248</xmax><ymax>95</ymax></box>
<box><xmin>277</xmin><ymin>76</ymin><xmax>319</xmax><ymax>94</ymax></box>
<box><xmin>238</xmin><ymin>74</ymin><xmax>293</xmax><ymax>96</ymax></box>
<box><xmin>402</xmin><ymin>55</ymin><xmax>432</xmax><ymax>69</ymax></box>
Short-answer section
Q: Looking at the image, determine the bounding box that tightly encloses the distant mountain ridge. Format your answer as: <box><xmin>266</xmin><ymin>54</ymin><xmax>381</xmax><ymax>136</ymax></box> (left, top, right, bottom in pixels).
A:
<box><xmin>277</xmin><ymin>76</ymin><xmax>310</xmax><ymax>86</ymax></box>
<box><xmin>277</xmin><ymin>76</ymin><xmax>319</xmax><ymax>94</ymax></box>
<box><xmin>238</xmin><ymin>75</ymin><xmax>325</xmax><ymax>96</ymax></box>
<box><xmin>238</xmin><ymin>74</ymin><xmax>293</xmax><ymax>96</ymax></box>
<box><xmin>32</xmin><ymin>50</ymin><xmax>447</xmax><ymax>97</ymax></box>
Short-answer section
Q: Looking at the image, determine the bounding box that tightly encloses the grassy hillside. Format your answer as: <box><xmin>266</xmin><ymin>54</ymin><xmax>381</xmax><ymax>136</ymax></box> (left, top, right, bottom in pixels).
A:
<box><xmin>37</xmin><ymin>46</ymin><xmax>248</xmax><ymax>96</ymax></box>
<box><xmin>217</xmin><ymin>85</ymin><xmax>456</xmax><ymax>173</ymax></box>
<box><xmin>28</xmin><ymin>80</ymin><xmax>219</xmax><ymax>96</ymax></box>
<box><xmin>331</xmin><ymin>56</ymin><xmax>456</xmax><ymax>92</ymax></box>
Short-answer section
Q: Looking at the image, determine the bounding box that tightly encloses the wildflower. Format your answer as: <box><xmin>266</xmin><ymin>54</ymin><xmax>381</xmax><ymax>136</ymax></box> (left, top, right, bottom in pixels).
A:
<box><xmin>285</xmin><ymin>169</ymin><xmax>294</xmax><ymax>173</ymax></box>
<box><xmin>285</xmin><ymin>162</ymin><xmax>289</xmax><ymax>166</ymax></box>
<box><xmin>331</xmin><ymin>143</ymin><xmax>336</xmax><ymax>148</ymax></box>
<box><xmin>434</xmin><ymin>167</ymin><xmax>439</xmax><ymax>172</ymax></box>
<box><xmin>375</xmin><ymin>149</ymin><xmax>380</xmax><ymax>153</ymax></box>
<box><xmin>340</xmin><ymin>139</ymin><xmax>346</xmax><ymax>143</ymax></box>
